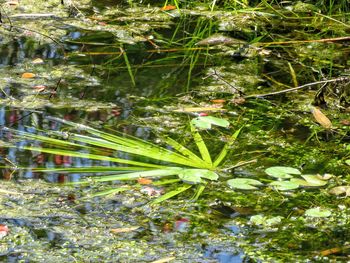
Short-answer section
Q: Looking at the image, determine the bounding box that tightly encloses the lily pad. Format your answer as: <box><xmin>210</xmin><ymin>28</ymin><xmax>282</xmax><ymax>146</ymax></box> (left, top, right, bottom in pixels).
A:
<box><xmin>269</xmin><ymin>180</ymin><xmax>300</xmax><ymax>191</ymax></box>
<box><xmin>304</xmin><ymin>207</ymin><xmax>331</xmax><ymax>218</ymax></box>
<box><xmin>178</xmin><ymin>169</ymin><xmax>218</xmax><ymax>184</ymax></box>
<box><xmin>227</xmin><ymin>178</ymin><xmax>263</xmax><ymax>190</ymax></box>
<box><xmin>300</xmin><ymin>174</ymin><xmax>328</xmax><ymax>186</ymax></box>
<box><xmin>191</xmin><ymin>116</ymin><xmax>230</xmax><ymax>129</ymax></box>
<box><xmin>265</xmin><ymin>166</ymin><xmax>301</xmax><ymax>179</ymax></box>
<box><xmin>329</xmin><ymin>186</ymin><xmax>350</xmax><ymax>196</ymax></box>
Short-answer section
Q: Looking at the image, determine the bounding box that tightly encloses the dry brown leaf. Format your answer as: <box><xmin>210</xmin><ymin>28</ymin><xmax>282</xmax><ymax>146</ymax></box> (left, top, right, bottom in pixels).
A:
<box><xmin>21</xmin><ymin>72</ymin><xmax>36</xmax><ymax>79</ymax></box>
<box><xmin>151</xmin><ymin>257</ymin><xmax>176</xmax><ymax>263</ymax></box>
<box><xmin>33</xmin><ymin>85</ymin><xmax>46</xmax><ymax>92</ymax></box>
<box><xmin>160</xmin><ymin>5</ymin><xmax>176</xmax><ymax>11</ymax></box>
<box><xmin>311</xmin><ymin>107</ymin><xmax>332</xmax><ymax>129</ymax></box>
<box><xmin>137</xmin><ymin>177</ymin><xmax>153</xmax><ymax>185</ymax></box>
<box><xmin>173</xmin><ymin>107</ymin><xmax>225</xmax><ymax>113</ymax></box>
<box><xmin>110</xmin><ymin>226</ymin><xmax>139</xmax><ymax>234</ymax></box>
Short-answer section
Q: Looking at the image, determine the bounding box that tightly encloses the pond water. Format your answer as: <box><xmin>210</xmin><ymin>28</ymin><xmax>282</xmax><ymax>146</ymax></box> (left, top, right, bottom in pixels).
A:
<box><xmin>0</xmin><ymin>0</ymin><xmax>350</xmax><ymax>262</ymax></box>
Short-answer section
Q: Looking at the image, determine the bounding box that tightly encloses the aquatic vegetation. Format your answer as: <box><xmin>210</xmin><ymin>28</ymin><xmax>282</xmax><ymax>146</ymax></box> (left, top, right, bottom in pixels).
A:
<box><xmin>4</xmin><ymin>115</ymin><xmax>243</xmax><ymax>202</ymax></box>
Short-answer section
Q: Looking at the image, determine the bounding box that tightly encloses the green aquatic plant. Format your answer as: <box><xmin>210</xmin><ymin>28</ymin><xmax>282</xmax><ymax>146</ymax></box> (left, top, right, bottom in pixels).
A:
<box><xmin>5</xmin><ymin>116</ymin><xmax>242</xmax><ymax>203</ymax></box>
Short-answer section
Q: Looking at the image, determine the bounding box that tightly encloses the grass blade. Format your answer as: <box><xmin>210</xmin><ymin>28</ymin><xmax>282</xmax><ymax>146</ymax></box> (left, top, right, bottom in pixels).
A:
<box><xmin>84</xmin><ymin>168</ymin><xmax>184</xmax><ymax>183</ymax></box>
<box><xmin>150</xmin><ymin>184</ymin><xmax>193</xmax><ymax>204</ymax></box>
<box><xmin>190</xmin><ymin>123</ymin><xmax>212</xmax><ymax>167</ymax></box>
<box><xmin>213</xmin><ymin>127</ymin><xmax>242</xmax><ymax>168</ymax></box>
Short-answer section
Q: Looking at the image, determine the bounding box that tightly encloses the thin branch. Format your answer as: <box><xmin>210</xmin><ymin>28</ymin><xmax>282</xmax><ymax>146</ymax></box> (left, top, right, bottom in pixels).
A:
<box><xmin>244</xmin><ymin>77</ymin><xmax>350</xmax><ymax>99</ymax></box>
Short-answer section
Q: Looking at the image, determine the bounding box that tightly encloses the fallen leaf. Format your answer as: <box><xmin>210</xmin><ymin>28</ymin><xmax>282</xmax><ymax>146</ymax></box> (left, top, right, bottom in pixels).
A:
<box><xmin>33</xmin><ymin>85</ymin><xmax>46</xmax><ymax>92</ymax></box>
<box><xmin>5</xmin><ymin>0</ymin><xmax>19</xmax><ymax>7</ymax></box>
<box><xmin>110</xmin><ymin>226</ymin><xmax>139</xmax><ymax>233</ymax></box>
<box><xmin>320</xmin><ymin>247</ymin><xmax>343</xmax><ymax>256</ymax></box>
<box><xmin>173</xmin><ymin>107</ymin><xmax>225</xmax><ymax>113</ymax></box>
<box><xmin>151</xmin><ymin>257</ymin><xmax>176</xmax><ymax>263</ymax></box>
<box><xmin>340</xmin><ymin>119</ymin><xmax>350</xmax><ymax>126</ymax></box>
<box><xmin>21</xmin><ymin>72</ymin><xmax>36</xmax><ymax>79</ymax></box>
<box><xmin>32</xmin><ymin>58</ymin><xmax>44</xmax><ymax>64</ymax></box>
<box><xmin>160</xmin><ymin>5</ymin><xmax>176</xmax><ymax>11</ymax></box>
<box><xmin>137</xmin><ymin>177</ymin><xmax>153</xmax><ymax>185</ymax></box>
<box><xmin>329</xmin><ymin>186</ymin><xmax>350</xmax><ymax>196</ymax></box>
<box><xmin>211</xmin><ymin>99</ymin><xmax>226</xmax><ymax>104</ymax></box>
<box><xmin>311</xmin><ymin>106</ymin><xmax>332</xmax><ymax>129</ymax></box>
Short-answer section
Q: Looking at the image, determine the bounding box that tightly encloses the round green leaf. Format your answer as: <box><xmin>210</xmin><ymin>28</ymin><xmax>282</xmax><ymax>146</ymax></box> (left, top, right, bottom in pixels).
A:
<box><xmin>227</xmin><ymin>178</ymin><xmax>263</xmax><ymax>190</ymax></box>
<box><xmin>301</xmin><ymin>174</ymin><xmax>327</xmax><ymax>186</ymax></box>
<box><xmin>178</xmin><ymin>169</ymin><xmax>218</xmax><ymax>184</ymax></box>
<box><xmin>265</xmin><ymin>166</ymin><xmax>301</xmax><ymax>179</ymax></box>
<box><xmin>191</xmin><ymin>116</ymin><xmax>230</xmax><ymax>129</ymax></box>
<box><xmin>270</xmin><ymin>180</ymin><xmax>300</xmax><ymax>190</ymax></box>
<box><xmin>304</xmin><ymin>207</ymin><xmax>331</xmax><ymax>218</ymax></box>
<box><xmin>345</xmin><ymin>159</ymin><xmax>350</xmax><ymax>166</ymax></box>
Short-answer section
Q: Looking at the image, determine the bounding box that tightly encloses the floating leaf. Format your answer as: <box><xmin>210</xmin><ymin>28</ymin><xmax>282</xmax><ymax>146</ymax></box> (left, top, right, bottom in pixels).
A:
<box><xmin>178</xmin><ymin>169</ymin><xmax>218</xmax><ymax>184</ymax></box>
<box><xmin>110</xmin><ymin>226</ymin><xmax>139</xmax><ymax>234</ymax></box>
<box><xmin>301</xmin><ymin>174</ymin><xmax>328</xmax><ymax>186</ymax></box>
<box><xmin>304</xmin><ymin>207</ymin><xmax>331</xmax><ymax>218</ymax></box>
<box><xmin>227</xmin><ymin>178</ymin><xmax>263</xmax><ymax>190</ymax></box>
<box><xmin>21</xmin><ymin>72</ymin><xmax>36</xmax><ymax>78</ymax></box>
<box><xmin>32</xmin><ymin>58</ymin><xmax>44</xmax><ymax>64</ymax></box>
<box><xmin>191</xmin><ymin>116</ymin><xmax>230</xmax><ymax>129</ymax></box>
<box><xmin>329</xmin><ymin>186</ymin><xmax>350</xmax><ymax>196</ymax></box>
<box><xmin>270</xmin><ymin>180</ymin><xmax>300</xmax><ymax>190</ymax></box>
<box><xmin>265</xmin><ymin>166</ymin><xmax>301</xmax><ymax>179</ymax></box>
<box><xmin>249</xmin><ymin>214</ymin><xmax>264</xmax><ymax>225</ymax></box>
<box><xmin>311</xmin><ymin>106</ymin><xmax>332</xmax><ymax>129</ymax></box>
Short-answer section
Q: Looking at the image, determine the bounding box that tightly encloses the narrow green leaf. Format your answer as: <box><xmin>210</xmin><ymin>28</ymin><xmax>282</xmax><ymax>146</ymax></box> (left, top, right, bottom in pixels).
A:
<box><xmin>213</xmin><ymin>127</ymin><xmax>242</xmax><ymax>168</ymax></box>
<box><xmin>163</xmin><ymin>136</ymin><xmax>207</xmax><ymax>166</ymax></box>
<box><xmin>85</xmin><ymin>168</ymin><xmax>183</xmax><ymax>182</ymax></box>
<box><xmin>191</xmin><ymin>184</ymin><xmax>206</xmax><ymax>201</ymax></box>
<box><xmin>17</xmin><ymin>146</ymin><xmax>164</xmax><ymax>168</ymax></box>
<box><xmin>150</xmin><ymin>184</ymin><xmax>193</xmax><ymax>204</ymax></box>
<box><xmin>122</xmin><ymin>48</ymin><xmax>136</xmax><ymax>87</ymax></box>
<box><xmin>190</xmin><ymin>123</ymin><xmax>212</xmax><ymax>166</ymax></box>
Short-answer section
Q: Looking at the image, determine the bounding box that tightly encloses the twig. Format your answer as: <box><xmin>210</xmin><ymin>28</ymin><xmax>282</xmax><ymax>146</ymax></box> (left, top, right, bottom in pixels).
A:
<box><xmin>244</xmin><ymin>77</ymin><xmax>350</xmax><ymax>99</ymax></box>
<box><xmin>258</xmin><ymin>36</ymin><xmax>350</xmax><ymax>46</ymax></box>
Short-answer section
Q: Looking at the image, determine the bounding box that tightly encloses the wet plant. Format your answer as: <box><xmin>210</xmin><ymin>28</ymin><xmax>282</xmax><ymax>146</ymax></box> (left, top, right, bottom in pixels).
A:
<box><xmin>3</xmin><ymin>115</ymin><xmax>242</xmax><ymax>203</ymax></box>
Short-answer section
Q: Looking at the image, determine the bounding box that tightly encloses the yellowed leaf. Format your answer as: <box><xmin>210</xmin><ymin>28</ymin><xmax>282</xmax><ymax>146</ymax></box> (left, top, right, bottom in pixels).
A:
<box><xmin>110</xmin><ymin>226</ymin><xmax>139</xmax><ymax>233</ymax></box>
<box><xmin>32</xmin><ymin>58</ymin><xmax>44</xmax><ymax>64</ymax></box>
<box><xmin>173</xmin><ymin>107</ymin><xmax>225</xmax><ymax>113</ymax></box>
<box><xmin>151</xmin><ymin>257</ymin><xmax>176</xmax><ymax>263</ymax></box>
<box><xmin>137</xmin><ymin>177</ymin><xmax>153</xmax><ymax>185</ymax></box>
<box><xmin>33</xmin><ymin>85</ymin><xmax>46</xmax><ymax>92</ymax></box>
<box><xmin>21</xmin><ymin>72</ymin><xmax>36</xmax><ymax>79</ymax></box>
<box><xmin>311</xmin><ymin>107</ymin><xmax>332</xmax><ymax>129</ymax></box>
